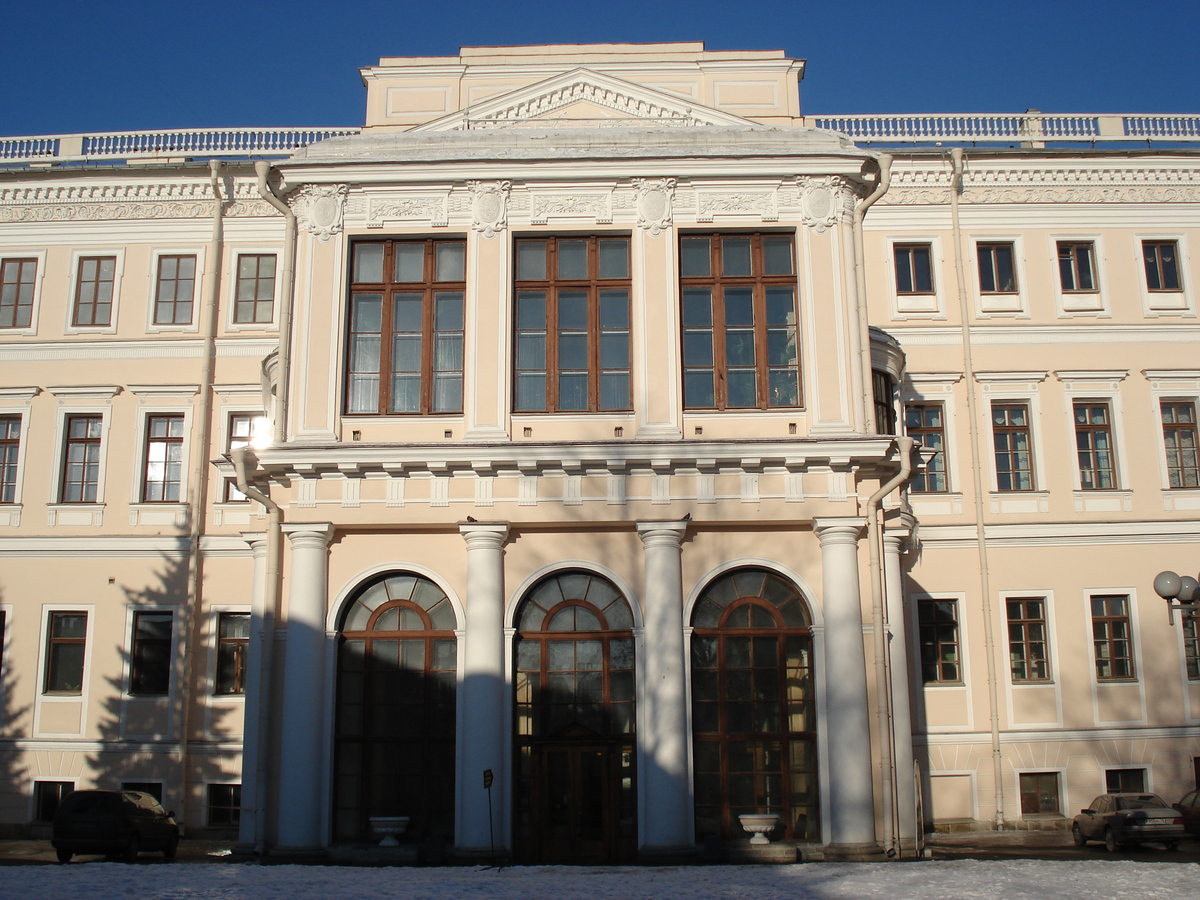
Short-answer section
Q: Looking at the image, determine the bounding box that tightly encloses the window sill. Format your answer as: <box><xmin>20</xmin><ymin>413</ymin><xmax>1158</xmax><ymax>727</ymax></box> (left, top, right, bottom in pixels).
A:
<box><xmin>129</xmin><ymin>503</ymin><xmax>188</xmax><ymax>527</ymax></box>
<box><xmin>1095</xmin><ymin>678</ymin><xmax>1139</xmax><ymax>685</ymax></box>
<box><xmin>0</xmin><ymin>503</ymin><xmax>22</xmax><ymax>526</ymax></box>
<box><xmin>1162</xmin><ymin>489</ymin><xmax>1200</xmax><ymax>512</ymax></box>
<box><xmin>909</xmin><ymin>493</ymin><xmax>962</xmax><ymax>516</ymax></box>
<box><xmin>922</xmin><ymin>681</ymin><xmax>966</xmax><ymax>689</ymax></box>
<box><xmin>1072</xmin><ymin>490</ymin><xmax>1132</xmax><ymax>513</ymax></box>
<box><xmin>1011</xmin><ymin>679</ymin><xmax>1055</xmax><ymax>687</ymax></box>
<box><xmin>988</xmin><ymin>492</ymin><xmax>1049</xmax><ymax>514</ymax></box>
<box><xmin>46</xmin><ymin>504</ymin><xmax>105</xmax><ymax>527</ymax></box>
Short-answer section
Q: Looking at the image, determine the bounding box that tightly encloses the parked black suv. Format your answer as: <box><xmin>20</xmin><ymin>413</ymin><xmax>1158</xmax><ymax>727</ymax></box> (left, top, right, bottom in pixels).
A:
<box><xmin>52</xmin><ymin>790</ymin><xmax>179</xmax><ymax>863</ymax></box>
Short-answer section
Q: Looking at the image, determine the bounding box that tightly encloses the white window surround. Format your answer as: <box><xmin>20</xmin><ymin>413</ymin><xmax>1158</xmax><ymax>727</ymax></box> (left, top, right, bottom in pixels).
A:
<box><xmin>1083</xmin><ymin>587</ymin><xmax>1144</xmax><ymax>688</ymax></box>
<box><xmin>1135</xmin><ymin>232</ymin><xmax>1193</xmax><ymax>318</ymax></box>
<box><xmin>46</xmin><ymin>388</ymin><xmax>119</xmax><ymax>524</ymax></box>
<box><xmin>910</xmin><ymin>590</ymin><xmax>970</xmax><ymax>695</ymax></box>
<box><xmin>1143</xmin><ymin>369</ymin><xmax>1200</xmax><ymax>505</ymax></box>
<box><xmin>224</xmin><ymin>248</ymin><xmax>282</xmax><ymax>333</ymax></box>
<box><xmin>63</xmin><ymin>247</ymin><xmax>127</xmax><ymax>335</ymax></box>
<box><xmin>34</xmin><ymin>603</ymin><xmax>96</xmax><ymax>738</ymax></box>
<box><xmin>1000</xmin><ymin>590</ymin><xmax>1060</xmax><ymax>686</ymax></box>
<box><xmin>971</xmin><ymin>234</ymin><xmax>1029</xmax><ymax>318</ymax></box>
<box><xmin>0</xmin><ymin>603</ymin><xmax>11</xmax><ymax>706</ymax></box>
<box><xmin>975</xmin><ymin>371</ymin><xmax>1050</xmax><ymax>512</ymax></box>
<box><xmin>121</xmin><ymin>605</ymin><xmax>179</xmax><ymax>700</ymax></box>
<box><xmin>886</xmin><ymin>235</ymin><xmax>946</xmax><ymax>320</ymax></box>
<box><xmin>1014</xmin><ymin>767</ymin><xmax>1067</xmax><ymax>818</ymax></box>
<box><xmin>1053</xmin><ymin>370</ymin><xmax>1132</xmax><ymax>510</ymax></box>
<box><xmin>145</xmin><ymin>246</ymin><xmax>207</xmax><ymax>334</ymax></box>
<box><xmin>0</xmin><ymin>249</ymin><xmax>48</xmax><ymax>336</ymax></box>
<box><xmin>212</xmin><ymin>403</ymin><xmax>269</xmax><ymax>515</ymax></box>
<box><xmin>0</xmin><ymin>388</ymin><xmax>38</xmax><ymax>524</ymax></box>
<box><xmin>205</xmin><ymin>604</ymin><xmax>251</xmax><ymax>702</ymax></box>
<box><xmin>1049</xmin><ymin>233</ymin><xmax>1109</xmax><ymax>318</ymax></box>
<box><xmin>127</xmin><ymin>388</ymin><xmax>197</xmax><ymax>517</ymax></box>
<box><xmin>902</xmin><ymin>372</ymin><xmax>964</xmax><ymax>515</ymax></box>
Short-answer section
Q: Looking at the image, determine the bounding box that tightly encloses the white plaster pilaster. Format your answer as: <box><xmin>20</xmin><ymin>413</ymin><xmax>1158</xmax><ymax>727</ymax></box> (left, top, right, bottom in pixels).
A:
<box><xmin>883</xmin><ymin>520</ymin><xmax>919</xmax><ymax>853</ymax></box>
<box><xmin>236</xmin><ymin>533</ymin><xmax>269</xmax><ymax>849</ymax></box>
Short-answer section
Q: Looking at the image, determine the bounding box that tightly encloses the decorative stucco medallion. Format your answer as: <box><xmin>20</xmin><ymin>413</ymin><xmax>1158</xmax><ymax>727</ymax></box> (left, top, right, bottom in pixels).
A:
<box><xmin>632</xmin><ymin>177</ymin><xmax>676</xmax><ymax>236</ymax></box>
<box><xmin>294</xmin><ymin>184</ymin><xmax>348</xmax><ymax>242</ymax></box>
<box><xmin>797</xmin><ymin>176</ymin><xmax>841</xmax><ymax>233</ymax></box>
<box><xmin>468</xmin><ymin>180</ymin><xmax>511</xmax><ymax>238</ymax></box>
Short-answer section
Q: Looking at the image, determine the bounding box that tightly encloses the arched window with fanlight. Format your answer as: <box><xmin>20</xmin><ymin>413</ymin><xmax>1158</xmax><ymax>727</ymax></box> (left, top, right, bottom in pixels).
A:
<box><xmin>691</xmin><ymin>567</ymin><xmax>818</xmax><ymax>844</ymax></box>
<box><xmin>333</xmin><ymin>573</ymin><xmax>457</xmax><ymax>844</ymax></box>
<box><xmin>513</xmin><ymin>570</ymin><xmax>637</xmax><ymax>863</ymax></box>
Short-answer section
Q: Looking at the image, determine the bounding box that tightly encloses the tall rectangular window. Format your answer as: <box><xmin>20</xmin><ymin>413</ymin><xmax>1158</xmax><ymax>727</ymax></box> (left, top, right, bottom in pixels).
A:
<box><xmin>0</xmin><ymin>258</ymin><xmax>37</xmax><ymax>328</ymax></box>
<box><xmin>1162</xmin><ymin>401</ymin><xmax>1199</xmax><ymax>489</ymax></box>
<box><xmin>234</xmin><ymin>254</ymin><xmax>276</xmax><ymax>324</ymax></box>
<box><xmin>906</xmin><ymin>404</ymin><xmax>947</xmax><ymax>492</ymax></box>
<box><xmin>1006</xmin><ymin>598</ymin><xmax>1049</xmax><ymax>682</ymax></box>
<box><xmin>1183</xmin><ymin>615</ymin><xmax>1199</xmax><ymax>681</ymax></box>
<box><xmin>873</xmin><ymin>371</ymin><xmax>896</xmax><ymax>434</ymax></box>
<box><xmin>72</xmin><ymin>257</ymin><xmax>117</xmax><ymax>326</ymax></box>
<box><xmin>679</xmin><ymin>234</ymin><xmax>799</xmax><ymax>410</ymax></box>
<box><xmin>129</xmin><ymin>611</ymin><xmax>173</xmax><ymax>696</ymax></box>
<box><xmin>207</xmin><ymin>784</ymin><xmax>241</xmax><ymax>827</ymax></box>
<box><xmin>0</xmin><ymin>415</ymin><xmax>20</xmax><ymax>503</ymax></box>
<box><xmin>1091</xmin><ymin>594</ymin><xmax>1134</xmax><ymax>680</ymax></box>
<box><xmin>154</xmin><ymin>255</ymin><xmax>197</xmax><ymax>325</ymax></box>
<box><xmin>346</xmin><ymin>240</ymin><xmax>464</xmax><ymax>415</ymax></box>
<box><xmin>142</xmin><ymin>415</ymin><xmax>184</xmax><ymax>502</ymax></box>
<box><xmin>225</xmin><ymin>414</ymin><xmax>259</xmax><ymax>501</ymax></box>
<box><xmin>1057</xmin><ymin>241</ymin><xmax>1096</xmax><ymax>292</ymax></box>
<box><xmin>61</xmin><ymin>415</ymin><xmax>102</xmax><ymax>503</ymax></box>
<box><xmin>45</xmin><ymin>611</ymin><xmax>88</xmax><ymax>694</ymax></box>
<box><xmin>918</xmin><ymin>599</ymin><xmax>960</xmax><ymax>684</ymax></box>
<box><xmin>215</xmin><ymin>612</ymin><xmax>250</xmax><ymax>695</ymax></box>
<box><xmin>1143</xmin><ymin>240</ymin><xmax>1181</xmax><ymax>292</ymax></box>
<box><xmin>1019</xmin><ymin>772</ymin><xmax>1060</xmax><ymax>815</ymax></box>
<box><xmin>977</xmin><ymin>242</ymin><xmax>1017</xmax><ymax>293</ymax></box>
<box><xmin>513</xmin><ymin>236</ymin><xmax>631</xmax><ymax>412</ymax></box>
<box><xmin>1074</xmin><ymin>401</ymin><xmax>1117</xmax><ymax>490</ymax></box>
<box><xmin>894</xmin><ymin>243</ymin><xmax>934</xmax><ymax>294</ymax></box>
<box><xmin>992</xmin><ymin>402</ymin><xmax>1035</xmax><ymax>491</ymax></box>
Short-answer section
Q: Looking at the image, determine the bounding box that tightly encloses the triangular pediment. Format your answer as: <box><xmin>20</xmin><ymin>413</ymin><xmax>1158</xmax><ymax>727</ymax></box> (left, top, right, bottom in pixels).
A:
<box><xmin>410</xmin><ymin>68</ymin><xmax>757</xmax><ymax>132</ymax></box>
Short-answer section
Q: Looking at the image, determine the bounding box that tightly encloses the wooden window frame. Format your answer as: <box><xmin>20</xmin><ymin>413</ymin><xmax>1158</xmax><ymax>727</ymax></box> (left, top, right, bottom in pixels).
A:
<box><xmin>44</xmin><ymin>611</ymin><xmax>88</xmax><ymax>694</ymax></box>
<box><xmin>991</xmin><ymin>402</ymin><xmax>1036</xmax><ymax>491</ymax></box>
<box><xmin>224</xmin><ymin>413</ymin><xmax>259</xmax><ymax>501</ymax></box>
<box><xmin>1143</xmin><ymin>240</ymin><xmax>1182</xmax><ymax>292</ymax></box>
<box><xmin>894</xmin><ymin>243</ymin><xmax>934</xmax><ymax>294</ymax></box>
<box><xmin>60</xmin><ymin>414</ymin><xmax>103</xmax><ymax>503</ymax></box>
<box><xmin>1073</xmin><ymin>401</ymin><xmax>1118</xmax><ymax>491</ymax></box>
<box><xmin>513</xmin><ymin>236</ymin><xmax>632</xmax><ymax>413</ymax></box>
<box><xmin>906</xmin><ymin>403</ymin><xmax>948</xmax><ymax>492</ymax></box>
<box><xmin>72</xmin><ymin>256</ymin><xmax>117</xmax><ymax>327</ymax></box>
<box><xmin>977</xmin><ymin>242</ymin><xmax>1018</xmax><ymax>294</ymax></box>
<box><xmin>129</xmin><ymin>610</ymin><xmax>173</xmax><ymax>696</ymax></box>
<box><xmin>680</xmin><ymin>233</ymin><xmax>801</xmax><ymax>411</ymax></box>
<box><xmin>1019</xmin><ymin>772</ymin><xmax>1060</xmax><ymax>816</ymax></box>
<box><xmin>233</xmin><ymin>253</ymin><xmax>276</xmax><ymax>324</ymax></box>
<box><xmin>141</xmin><ymin>414</ymin><xmax>185</xmax><ymax>503</ymax></box>
<box><xmin>1183</xmin><ymin>615</ymin><xmax>1200</xmax><ymax>681</ymax></box>
<box><xmin>1091</xmin><ymin>594</ymin><xmax>1135</xmax><ymax>681</ymax></box>
<box><xmin>0</xmin><ymin>258</ymin><xmax>37</xmax><ymax>329</ymax></box>
<box><xmin>1057</xmin><ymin>241</ymin><xmax>1097</xmax><ymax>293</ymax></box>
<box><xmin>1105</xmin><ymin>768</ymin><xmax>1146</xmax><ymax>793</ymax></box>
<box><xmin>1162</xmin><ymin>401</ymin><xmax>1200</xmax><ymax>489</ymax></box>
<box><xmin>873</xmin><ymin>371</ymin><xmax>896</xmax><ymax>434</ymax></box>
<box><xmin>1006</xmin><ymin>597</ymin><xmax>1050</xmax><ymax>682</ymax></box>
<box><xmin>215</xmin><ymin>612</ymin><xmax>250</xmax><ymax>695</ymax></box>
<box><xmin>153</xmin><ymin>254</ymin><xmax>197</xmax><ymax>326</ymax></box>
<box><xmin>0</xmin><ymin>415</ymin><xmax>20</xmax><ymax>504</ymax></box>
<box><xmin>345</xmin><ymin>239</ymin><xmax>466</xmax><ymax>416</ymax></box>
<box><xmin>206</xmin><ymin>783</ymin><xmax>241</xmax><ymax>827</ymax></box>
<box><xmin>918</xmin><ymin>598</ymin><xmax>961</xmax><ymax>684</ymax></box>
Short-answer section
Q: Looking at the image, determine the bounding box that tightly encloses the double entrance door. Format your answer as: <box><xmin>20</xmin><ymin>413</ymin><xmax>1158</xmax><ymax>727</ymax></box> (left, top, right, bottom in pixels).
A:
<box><xmin>528</xmin><ymin>739</ymin><xmax>635</xmax><ymax>863</ymax></box>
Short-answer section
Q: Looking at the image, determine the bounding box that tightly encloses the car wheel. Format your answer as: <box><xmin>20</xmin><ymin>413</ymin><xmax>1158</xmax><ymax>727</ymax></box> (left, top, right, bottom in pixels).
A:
<box><xmin>55</xmin><ymin>848</ymin><xmax>73</xmax><ymax>863</ymax></box>
<box><xmin>1072</xmin><ymin>824</ymin><xmax>1086</xmax><ymax>847</ymax></box>
<box><xmin>123</xmin><ymin>833</ymin><xmax>140</xmax><ymax>863</ymax></box>
<box><xmin>164</xmin><ymin>833</ymin><xmax>179</xmax><ymax>859</ymax></box>
<box><xmin>1104</xmin><ymin>827</ymin><xmax>1119</xmax><ymax>852</ymax></box>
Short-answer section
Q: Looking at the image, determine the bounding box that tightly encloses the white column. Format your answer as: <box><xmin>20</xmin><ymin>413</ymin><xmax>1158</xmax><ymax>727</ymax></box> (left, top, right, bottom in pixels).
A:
<box><xmin>884</xmin><ymin>520</ymin><xmax>919</xmax><ymax>853</ymax></box>
<box><xmin>636</xmin><ymin>520</ymin><xmax>693</xmax><ymax>856</ymax></box>
<box><xmin>455</xmin><ymin>522</ymin><xmax>510</xmax><ymax>858</ymax></box>
<box><xmin>275</xmin><ymin>523</ymin><xmax>333</xmax><ymax>852</ymax></box>
<box><xmin>237</xmin><ymin>533</ymin><xmax>269</xmax><ymax>849</ymax></box>
<box><xmin>814</xmin><ymin>517</ymin><xmax>883</xmax><ymax>859</ymax></box>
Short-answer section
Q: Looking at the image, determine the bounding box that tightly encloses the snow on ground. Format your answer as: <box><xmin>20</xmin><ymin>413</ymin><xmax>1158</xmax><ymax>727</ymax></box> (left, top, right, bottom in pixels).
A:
<box><xmin>0</xmin><ymin>860</ymin><xmax>1197</xmax><ymax>900</ymax></box>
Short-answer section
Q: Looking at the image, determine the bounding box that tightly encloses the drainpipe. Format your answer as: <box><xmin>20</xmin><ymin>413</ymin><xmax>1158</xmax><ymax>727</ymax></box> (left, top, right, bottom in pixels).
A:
<box><xmin>254</xmin><ymin>162</ymin><xmax>296</xmax><ymax>445</ymax></box>
<box><xmin>232</xmin><ymin>446</ymin><xmax>282</xmax><ymax>855</ymax></box>
<box><xmin>948</xmin><ymin>147</ymin><xmax>1006</xmax><ymax>828</ymax></box>
<box><xmin>868</xmin><ymin>435</ymin><xmax>914</xmax><ymax>858</ymax></box>
<box><xmin>853</xmin><ymin>155</ymin><xmax>893</xmax><ymax>431</ymax></box>
<box><xmin>176</xmin><ymin>160</ymin><xmax>226</xmax><ymax>833</ymax></box>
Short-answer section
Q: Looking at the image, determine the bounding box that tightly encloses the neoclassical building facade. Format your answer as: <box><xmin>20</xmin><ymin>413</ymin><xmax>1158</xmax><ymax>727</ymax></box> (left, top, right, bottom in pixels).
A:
<box><xmin>0</xmin><ymin>43</ymin><xmax>1197</xmax><ymax>862</ymax></box>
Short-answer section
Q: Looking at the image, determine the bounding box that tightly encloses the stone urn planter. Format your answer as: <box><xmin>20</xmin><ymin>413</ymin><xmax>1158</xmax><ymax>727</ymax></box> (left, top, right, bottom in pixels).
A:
<box><xmin>367</xmin><ymin>816</ymin><xmax>410</xmax><ymax>847</ymax></box>
<box><xmin>737</xmin><ymin>813</ymin><xmax>781</xmax><ymax>845</ymax></box>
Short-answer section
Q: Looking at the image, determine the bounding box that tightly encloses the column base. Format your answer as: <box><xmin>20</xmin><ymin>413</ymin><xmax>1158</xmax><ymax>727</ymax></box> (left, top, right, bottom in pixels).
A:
<box><xmin>822</xmin><ymin>841</ymin><xmax>887</xmax><ymax>861</ymax></box>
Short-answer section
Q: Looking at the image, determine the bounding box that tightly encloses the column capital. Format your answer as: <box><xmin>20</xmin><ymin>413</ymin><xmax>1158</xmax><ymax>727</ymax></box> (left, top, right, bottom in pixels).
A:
<box><xmin>281</xmin><ymin>522</ymin><xmax>334</xmax><ymax>549</ymax></box>
<box><xmin>241</xmin><ymin>531</ymin><xmax>269</xmax><ymax>554</ymax></box>
<box><xmin>636</xmin><ymin>519</ymin><xmax>688</xmax><ymax>549</ymax></box>
<box><xmin>459</xmin><ymin>521</ymin><xmax>510</xmax><ymax>549</ymax></box>
<box><xmin>813</xmin><ymin>516</ymin><xmax>866</xmax><ymax>546</ymax></box>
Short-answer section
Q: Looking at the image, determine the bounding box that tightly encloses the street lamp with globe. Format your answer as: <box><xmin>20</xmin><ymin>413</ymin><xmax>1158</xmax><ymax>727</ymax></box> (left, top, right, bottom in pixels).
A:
<box><xmin>1153</xmin><ymin>570</ymin><xmax>1200</xmax><ymax>625</ymax></box>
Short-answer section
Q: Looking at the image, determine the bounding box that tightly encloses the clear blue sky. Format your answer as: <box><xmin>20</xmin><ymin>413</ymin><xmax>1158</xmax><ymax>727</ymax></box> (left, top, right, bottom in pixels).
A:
<box><xmin>2</xmin><ymin>0</ymin><xmax>1197</xmax><ymax>136</ymax></box>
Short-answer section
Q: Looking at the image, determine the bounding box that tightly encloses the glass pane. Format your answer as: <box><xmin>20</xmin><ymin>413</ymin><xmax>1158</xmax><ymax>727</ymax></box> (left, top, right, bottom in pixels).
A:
<box><xmin>762</xmin><ymin>236</ymin><xmax>794</xmax><ymax>275</ymax></box>
<box><xmin>394</xmin><ymin>244</ymin><xmax>425</xmax><ymax>282</ymax></box>
<box><xmin>557</xmin><ymin>291</ymin><xmax>588</xmax><ymax>330</ymax></box>
<box><xmin>353</xmin><ymin>244</ymin><xmax>384</xmax><ymax>283</ymax></box>
<box><xmin>517</xmin><ymin>291</ymin><xmax>546</xmax><ymax>330</ymax></box>
<box><xmin>599</xmin><ymin>290</ymin><xmax>629</xmax><ymax>328</ymax></box>
<box><xmin>435</xmin><ymin>243</ymin><xmax>465</xmax><ymax>282</ymax></box>
<box><xmin>683</xmin><ymin>288</ymin><xmax>713</xmax><ymax>326</ymax></box>
<box><xmin>558</xmin><ymin>373</ymin><xmax>588</xmax><ymax>411</ymax></box>
<box><xmin>726</xmin><ymin>329</ymin><xmax>756</xmax><ymax>366</ymax></box>
<box><xmin>516</xmin><ymin>374</ymin><xmax>546</xmax><ymax>411</ymax></box>
<box><xmin>681</xmin><ymin>237</ymin><xmax>711</xmax><ymax>276</ymax></box>
<box><xmin>684</xmin><ymin>371</ymin><xmax>714</xmax><ymax>408</ymax></box>
<box><xmin>684</xmin><ymin>331</ymin><xmax>713</xmax><ymax>367</ymax></box>
<box><xmin>722</xmin><ymin>237</ymin><xmax>752</xmax><ymax>276</ymax></box>
<box><xmin>558</xmin><ymin>332</ymin><xmax>587</xmax><ymax>365</ymax></box>
<box><xmin>352</xmin><ymin>294</ymin><xmax>382</xmax><ymax>331</ymax></box>
<box><xmin>435</xmin><ymin>293</ymin><xmax>463</xmax><ymax>331</ymax></box>
<box><xmin>517</xmin><ymin>333</ymin><xmax>546</xmax><ymax>369</ymax></box>
<box><xmin>557</xmin><ymin>241</ymin><xmax>587</xmax><ymax>280</ymax></box>
<box><xmin>765</xmin><ymin>287</ymin><xmax>796</xmax><ymax>325</ymax></box>
<box><xmin>599</xmin><ymin>332</ymin><xmax>628</xmax><ymax>370</ymax></box>
<box><xmin>598</xmin><ymin>239</ymin><xmax>629</xmax><ymax>279</ymax></box>
<box><xmin>768</xmin><ymin>327</ymin><xmax>797</xmax><ymax>366</ymax></box>
<box><xmin>724</xmin><ymin>287</ymin><xmax>754</xmax><ymax>326</ymax></box>
<box><xmin>394</xmin><ymin>296</ymin><xmax>423</xmax><ymax>332</ymax></box>
<box><xmin>599</xmin><ymin>373</ymin><xmax>629</xmax><ymax>411</ymax></box>
<box><xmin>517</xmin><ymin>241</ymin><xmax>547</xmax><ymax>281</ymax></box>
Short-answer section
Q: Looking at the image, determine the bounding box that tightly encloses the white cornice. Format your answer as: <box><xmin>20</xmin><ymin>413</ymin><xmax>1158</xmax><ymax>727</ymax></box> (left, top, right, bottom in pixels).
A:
<box><xmin>128</xmin><ymin>384</ymin><xmax>200</xmax><ymax>398</ymax></box>
<box><xmin>918</xmin><ymin>519</ymin><xmax>1200</xmax><ymax>547</ymax></box>
<box><xmin>917</xmin><ymin>724</ymin><xmax>1200</xmax><ymax>745</ymax></box>
<box><xmin>891</xmin><ymin>325</ymin><xmax>1200</xmax><ymax>347</ymax></box>
<box><xmin>0</xmin><ymin>339</ymin><xmax>276</xmax><ymax>362</ymax></box>
<box><xmin>0</xmin><ymin>535</ymin><xmax>189</xmax><ymax>557</ymax></box>
<box><xmin>46</xmin><ymin>384</ymin><xmax>122</xmax><ymax>400</ymax></box>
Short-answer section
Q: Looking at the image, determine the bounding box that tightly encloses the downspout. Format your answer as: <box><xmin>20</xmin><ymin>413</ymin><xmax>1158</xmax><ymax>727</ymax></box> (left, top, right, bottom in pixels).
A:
<box><xmin>232</xmin><ymin>446</ymin><xmax>282</xmax><ymax>855</ymax></box>
<box><xmin>254</xmin><ymin>162</ymin><xmax>296</xmax><ymax>445</ymax></box>
<box><xmin>949</xmin><ymin>147</ymin><xmax>1006</xmax><ymax>828</ymax></box>
<box><xmin>853</xmin><ymin>154</ymin><xmax>893</xmax><ymax>431</ymax></box>
<box><xmin>177</xmin><ymin>160</ymin><xmax>225</xmax><ymax>832</ymax></box>
<box><xmin>868</xmin><ymin>435</ymin><xmax>914</xmax><ymax>858</ymax></box>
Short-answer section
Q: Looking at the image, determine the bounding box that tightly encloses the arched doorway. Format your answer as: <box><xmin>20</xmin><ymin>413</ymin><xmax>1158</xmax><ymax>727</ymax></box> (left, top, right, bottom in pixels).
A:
<box><xmin>690</xmin><ymin>567</ymin><xmax>818</xmax><ymax>844</ymax></box>
<box><xmin>513</xmin><ymin>571</ymin><xmax>636</xmax><ymax>863</ymax></box>
<box><xmin>333</xmin><ymin>573</ymin><xmax>457</xmax><ymax>844</ymax></box>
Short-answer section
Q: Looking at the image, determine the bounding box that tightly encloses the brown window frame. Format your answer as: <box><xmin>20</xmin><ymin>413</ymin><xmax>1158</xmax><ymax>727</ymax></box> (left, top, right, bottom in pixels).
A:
<box><xmin>1143</xmin><ymin>240</ymin><xmax>1182</xmax><ymax>292</ymax></box>
<box><xmin>1057</xmin><ymin>241</ymin><xmax>1097</xmax><ymax>292</ymax></box>
<box><xmin>1162</xmin><ymin>401</ymin><xmax>1200</xmax><ymax>489</ymax></box>
<box><xmin>345</xmin><ymin>239</ymin><xmax>465</xmax><ymax>416</ymax></box>
<box><xmin>141</xmin><ymin>414</ymin><xmax>184</xmax><ymax>503</ymax></box>
<box><xmin>1091</xmin><ymin>594</ymin><xmax>1135</xmax><ymax>681</ymax></box>
<box><xmin>129</xmin><ymin>611</ymin><xmax>173</xmax><ymax>696</ymax></box>
<box><xmin>44</xmin><ymin>611</ymin><xmax>88</xmax><ymax>694</ymax></box>
<box><xmin>206</xmin><ymin>783</ymin><xmax>241</xmax><ymax>828</ymax></box>
<box><xmin>224</xmin><ymin>413</ymin><xmax>259</xmax><ymax>501</ymax></box>
<box><xmin>977</xmin><ymin>242</ymin><xmax>1017</xmax><ymax>293</ymax></box>
<box><xmin>991</xmin><ymin>402</ymin><xmax>1036</xmax><ymax>491</ymax></box>
<box><xmin>906</xmin><ymin>403</ymin><xmax>948</xmax><ymax>493</ymax></box>
<box><xmin>1073</xmin><ymin>401</ymin><xmax>1118</xmax><ymax>490</ymax></box>
<box><xmin>1106</xmin><ymin>768</ymin><xmax>1146</xmax><ymax>793</ymax></box>
<box><xmin>1183</xmin><ymin>614</ymin><xmax>1200</xmax><ymax>681</ymax></box>
<box><xmin>233</xmin><ymin>253</ymin><xmax>276</xmax><ymax>324</ymax></box>
<box><xmin>215</xmin><ymin>611</ymin><xmax>250</xmax><ymax>695</ymax></box>
<box><xmin>918</xmin><ymin>598</ymin><xmax>961</xmax><ymax>684</ymax></box>
<box><xmin>0</xmin><ymin>258</ymin><xmax>37</xmax><ymax>329</ymax></box>
<box><xmin>894</xmin><ymin>243</ymin><xmax>934</xmax><ymax>294</ymax></box>
<box><xmin>153</xmin><ymin>254</ymin><xmax>197</xmax><ymax>325</ymax></box>
<box><xmin>1019</xmin><ymin>772</ymin><xmax>1060</xmax><ymax>816</ymax></box>
<box><xmin>873</xmin><ymin>370</ymin><xmax>896</xmax><ymax>434</ymax></box>
<box><xmin>513</xmin><ymin>235</ymin><xmax>632</xmax><ymax>413</ymax></box>
<box><xmin>72</xmin><ymin>256</ymin><xmax>117</xmax><ymax>327</ymax></box>
<box><xmin>1006</xmin><ymin>597</ymin><xmax>1050</xmax><ymax>682</ymax></box>
<box><xmin>680</xmin><ymin>233</ymin><xmax>801</xmax><ymax>411</ymax></box>
<box><xmin>0</xmin><ymin>415</ymin><xmax>20</xmax><ymax>504</ymax></box>
<box><xmin>60</xmin><ymin>414</ymin><xmax>103</xmax><ymax>503</ymax></box>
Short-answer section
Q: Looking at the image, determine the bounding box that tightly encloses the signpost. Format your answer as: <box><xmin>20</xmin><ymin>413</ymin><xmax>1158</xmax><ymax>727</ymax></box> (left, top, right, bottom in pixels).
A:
<box><xmin>483</xmin><ymin>769</ymin><xmax>496</xmax><ymax>868</ymax></box>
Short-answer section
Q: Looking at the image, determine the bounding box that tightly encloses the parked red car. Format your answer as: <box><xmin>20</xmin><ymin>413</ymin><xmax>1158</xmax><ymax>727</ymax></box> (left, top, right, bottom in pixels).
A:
<box><xmin>1072</xmin><ymin>793</ymin><xmax>1185</xmax><ymax>851</ymax></box>
<box><xmin>52</xmin><ymin>790</ymin><xmax>179</xmax><ymax>863</ymax></box>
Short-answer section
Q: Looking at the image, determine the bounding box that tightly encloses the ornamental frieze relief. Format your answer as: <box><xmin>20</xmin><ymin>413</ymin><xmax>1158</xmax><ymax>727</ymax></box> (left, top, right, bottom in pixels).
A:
<box><xmin>367</xmin><ymin>194</ymin><xmax>450</xmax><ymax>227</ymax></box>
<box><xmin>883</xmin><ymin>166</ymin><xmax>1200</xmax><ymax>204</ymax></box>
<box><xmin>292</xmin><ymin>184</ymin><xmax>348</xmax><ymax>242</ymax></box>
<box><xmin>695</xmin><ymin>189</ymin><xmax>779</xmax><ymax>222</ymax></box>
<box><xmin>467</xmin><ymin>180</ymin><xmax>511</xmax><ymax>238</ymax></box>
<box><xmin>632</xmin><ymin>177</ymin><xmax>675</xmax><ymax>235</ymax></box>
<box><xmin>0</xmin><ymin>199</ymin><xmax>276</xmax><ymax>222</ymax></box>
<box><xmin>529</xmin><ymin>190</ymin><xmax>613</xmax><ymax>225</ymax></box>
